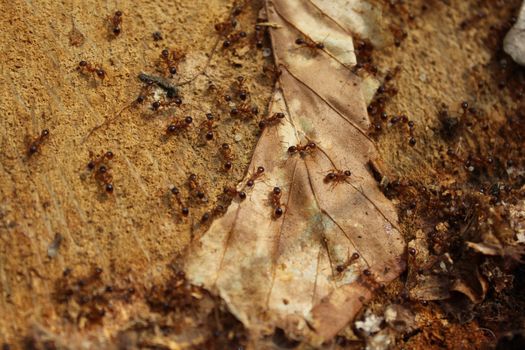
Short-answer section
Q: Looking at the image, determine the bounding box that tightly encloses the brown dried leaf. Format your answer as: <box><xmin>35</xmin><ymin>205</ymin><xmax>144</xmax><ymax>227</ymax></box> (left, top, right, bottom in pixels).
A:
<box><xmin>185</xmin><ymin>0</ymin><xmax>405</xmax><ymax>344</ymax></box>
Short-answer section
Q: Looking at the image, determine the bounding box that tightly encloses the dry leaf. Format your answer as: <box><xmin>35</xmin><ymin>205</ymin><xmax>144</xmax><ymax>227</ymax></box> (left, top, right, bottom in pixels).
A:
<box><xmin>407</xmin><ymin>232</ymin><xmax>490</xmax><ymax>304</ymax></box>
<box><xmin>185</xmin><ymin>0</ymin><xmax>405</xmax><ymax>344</ymax></box>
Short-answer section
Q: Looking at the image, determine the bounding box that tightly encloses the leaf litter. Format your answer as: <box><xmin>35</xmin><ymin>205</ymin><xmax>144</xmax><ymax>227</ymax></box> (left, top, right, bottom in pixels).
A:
<box><xmin>185</xmin><ymin>0</ymin><xmax>405</xmax><ymax>344</ymax></box>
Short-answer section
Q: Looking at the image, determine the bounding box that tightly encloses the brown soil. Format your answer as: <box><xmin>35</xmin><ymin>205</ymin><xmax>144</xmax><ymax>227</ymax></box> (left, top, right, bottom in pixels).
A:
<box><xmin>1</xmin><ymin>0</ymin><xmax>524</xmax><ymax>349</ymax></box>
<box><xmin>0</xmin><ymin>0</ymin><xmax>273</xmax><ymax>346</ymax></box>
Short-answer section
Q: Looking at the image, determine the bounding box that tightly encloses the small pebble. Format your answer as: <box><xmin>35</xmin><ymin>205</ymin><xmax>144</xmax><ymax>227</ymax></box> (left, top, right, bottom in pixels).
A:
<box><xmin>262</xmin><ymin>48</ymin><xmax>272</xmax><ymax>57</ymax></box>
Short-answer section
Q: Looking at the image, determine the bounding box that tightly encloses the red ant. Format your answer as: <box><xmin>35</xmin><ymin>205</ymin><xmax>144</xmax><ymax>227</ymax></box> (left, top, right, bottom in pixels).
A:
<box><xmin>201</xmin><ymin>204</ymin><xmax>227</xmax><ymax>223</ymax></box>
<box><xmin>269</xmin><ymin>187</ymin><xmax>284</xmax><ymax>219</ymax></box>
<box><xmin>219</xmin><ymin>143</ymin><xmax>234</xmax><ymax>171</ymax></box>
<box><xmin>151</xmin><ymin>97</ymin><xmax>183</xmax><ymax>112</ymax></box>
<box><xmin>215</xmin><ymin>20</ymin><xmax>236</xmax><ymax>35</ymax></box>
<box><xmin>295</xmin><ymin>36</ymin><xmax>325</xmax><ymax>53</ymax></box>
<box><xmin>78</xmin><ymin>61</ymin><xmax>106</xmax><ymax>81</ymax></box>
<box><xmin>214</xmin><ymin>2</ymin><xmax>248</xmax><ymax>49</ymax></box>
<box><xmin>259</xmin><ymin>112</ymin><xmax>285</xmax><ymax>129</ymax></box>
<box><xmin>159</xmin><ymin>48</ymin><xmax>185</xmax><ymax>76</ymax></box>
<box><xmin>335</xmin><ymin>252</ymin><xmax>360</xmax><ymax>274</ymax></box>
<box><xmin>262</xmin><ymin>63</ymin><xmax>282</xmax><ymax>82</ymax></box>
<box><xmin>87</xmin><ymin>151</ymin><xmax>115</xmax><ymax>193</ymax></box>
<box><xmin>235</xmin><ymin>76</ymin><xmax>249</xmax><ymax>101</ymax></box>
<box><xmin>254</xmin><ymin>24</ymin><xmax>265</xmax><ymax>49</ymax></box>
<box><xmin>245</xmin><ymin>166</ymin><xmax>265</xmax><ymax>188</ymax></box>
<box><xmin>288</xmin><ymin>141</ymin><xmax>317</xmax><ymax>157</ymax></box>
<box><xmin>170</xmin><ymin>186</ymin><xmax>189</xmax><ymax>216</ymax></box>
<box><xmin>324</xmin><ymin>169</ymin><xmax>352</xmax><ymax>187</ymax></box>
<box><xmin>166</xmin><ymin>116</ymin><xmax>193</xmax><ymax>135</ymax></box>
<box><xmin>207</xmin><ymin>83</ymin><xmax>232</xmax><ymax>111</ymax></box>
<box><xmin>133</xmin><ymin>83</ymin><xmax>154</xmax><ymax>107</ymax></box>
<box><xmin>214</xmin><ymin>1</ymin><xmax>244</xmax><ymax>39</ymax></box>
<box><xmin>230</xmin><ymin>102</ymin><xmax>259</xmax><ymax>119</ymax></box>
<box><xmin>223</xmin><ymin>186</ymin><xmax>247</xmax><ymax>201</ymax></box>
<box><xmin>108</xmin><ymin>11</ymin><xmax>122</xmax><ymax>36</ymax></box>
<box><xmin>223</xmin><ymin>30</ymin><xmax>247</xmax><ymax>48</ymax></box>
<box><xmin>27</xmin><ymin>129</ymin><xmax>49</xmax><ymax>157</ymax></box>
<box><xmin>200</xmin><ymin>113</ymin><xmax>216</xmax><ymax>141</ymax></box>
<box><xmin>187</xmin><ymin>174</ymin><xmax>206</xmax><ymax>201</ymax></box>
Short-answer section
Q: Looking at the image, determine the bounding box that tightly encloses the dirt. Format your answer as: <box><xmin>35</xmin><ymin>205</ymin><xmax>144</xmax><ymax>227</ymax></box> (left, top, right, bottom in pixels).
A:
<box><xmin>0</xmin><ymin>0</ymin><xmax>273</xmax><ymax>346</ymax></box>
<box><xmin>1</xmin><ymin>0</ymin><xmax>524</xmax><ymax>349</ymax></box>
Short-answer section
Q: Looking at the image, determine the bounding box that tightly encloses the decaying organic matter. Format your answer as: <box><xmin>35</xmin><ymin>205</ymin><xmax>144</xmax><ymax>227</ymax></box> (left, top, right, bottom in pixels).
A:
<box><xmin>185</xmin><ymin>0</ymin><xmax>405</xmax><ymax>344</ymax></box>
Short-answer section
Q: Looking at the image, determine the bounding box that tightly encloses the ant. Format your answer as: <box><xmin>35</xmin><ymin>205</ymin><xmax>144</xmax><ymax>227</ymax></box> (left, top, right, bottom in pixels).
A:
<box><xmin>151</xmin><ymin>97</ymin><xmax>183</xmax><ymax>112</ymax></box>
<box><xmin>215</xmin><ymin>17</ymin><xmax>237</xmax><ymax>36</ymax></box>
<box><xmin>170</xmin><ymin>186</ymin><xmax>189</xmax><ymax>216</ymax></box>
<box><xmin>27</xmin><ymin>129</ymin><xmax>49</xmax><ymax>157</ymax></box>
<box><xmin>219</xmin><ymin>143</ymin><xmax>234</xmax><ymax>171</ymax></box>
<box><xmin>200</xmin><ymin>113</ymin><xmax>216</xmax><ymax>141</ymax></box>
<box><xmin>245</xmin><ymin>166</ymin><xmax>265</xmax><ymax>188</ymax></box>
<box><xmin>231</xmin><ymin>2</ymin><xmax>244</xmax><ymax>17</ymax></box>
<box><xmin>262</xmin><ymin>64</ymin><xmax>282</xmax><ymax>82</ymax></box>
<box><xmin>159</xmin><ymin>48</ymin><xmax>185</xmax><ymax>76</ymax></box>
<box><xmin>288</xmin><ymin>141</ymin><xmax>317</xmax><ymax>157</ymax></box>
<box><xmin>214</xmin><ymin>1</ymin><xmax>244</xmax><ymax>36</ymax></box>
<box><xmin>235</xmin><ymin>76</ymin><xmax>249</xmax><ymax>101</ymax></box>
<box><xmin>187</xmin><ymin>174</ymin><xmax>206</xmax><ymax>201</ymax></box>
<box><xmin>87</xmin><ymin>151</ymin><xmax>114</xmax><ymax>193</ymax></box>
<box><xmin>133</xmin><ymin>83</ymin><xmax>155</xmax><ymax>107</ymax></box>
<box><xmin>201</xmin><ymin>204</ymin><xmax>227</xmax><ymax>223</ymax></box>
<box><xmin>223</xmin><ymin>186</ymin><xmax>247</xmax><ymax>201</ymax></box>
<box><xmin>335</xmin><ymin>252</ymin><xmax>360</xmax><ymax>274</ymax></box>
<box><xmin>295</xmin><ymin>36</ymin><xmax>325</xmax><ymax>52</ymax></box>
<box><xmin>324</xmin><ymin>169</ymin><xmax>352</xmax><ymax>187</ymax></box>
<box><xmin>259</xmin><ymin>112</ymin><xmax>285</xmax><ymax>129</ymax></box>
<box><xmin>78</xmin><ymin>61</ymin><xmax>106</xmax><ymax>81</ymax></box>
<box><xmin>230</xmin><ymin>102</ymin><xmax>259</xmax><ymax>119</ymax></box>
<box><xmin>166</xmin><ymin>116</ymin><xmax>193</xmax><ymax>135</ymax></box>
<box><xmin>223</xmin><ymin>30</ymin><xmax>247</xmax><ymax>48</ymax></box>
<box><xmin>214</xmin><ymin>1</ymin><xmax>247</xmax><ymax>48</ymax></box>
<box><xmin>108</xmin><ymin>11</ymin><xmax>122</xmax><ymax>36</ymax></box>
<box><xmin>269</xmin><ymin>186</ymin><xmax>284</xmax><ymax>219</ymax></box>
<box><xmin>254</xmin><ymin>24</ymin><xmax>266</xmax><ymax>49</ymax></box>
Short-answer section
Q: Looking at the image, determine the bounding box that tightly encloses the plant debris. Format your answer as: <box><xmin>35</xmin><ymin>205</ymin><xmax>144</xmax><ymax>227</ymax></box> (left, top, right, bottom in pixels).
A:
<box><xmin>185</xmin><ymin>0</ymin><xmax>405</xmax><ymax>345</ymax></box>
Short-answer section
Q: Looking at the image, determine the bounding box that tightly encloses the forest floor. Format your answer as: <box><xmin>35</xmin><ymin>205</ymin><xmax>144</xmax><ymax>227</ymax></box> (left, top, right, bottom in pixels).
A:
<box><xmin>0</xmin><ymin>0</ymin><xmax>524</xmax><ymax>349</ymax></box>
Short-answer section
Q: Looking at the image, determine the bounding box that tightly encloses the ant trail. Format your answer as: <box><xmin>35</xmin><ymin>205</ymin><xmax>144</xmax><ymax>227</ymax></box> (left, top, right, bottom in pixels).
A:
<box><xmin>265</xmin><ymin>158</ymin><xmax>300</xmax><ymax>308</ymax></box>
<box><xmin>282</xmin><ymin>65</ymin><xmax>376</xmax><ymax>145</ymax></box>
<box><xmin>270</xmin><ymin>2</ymin><xmax>354</xmax><ymax>69</ymax></box>
<box><xmin>303</xmin><ymin>159</ymin><xmax>370</xmax><ymax>269</ymax></box>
